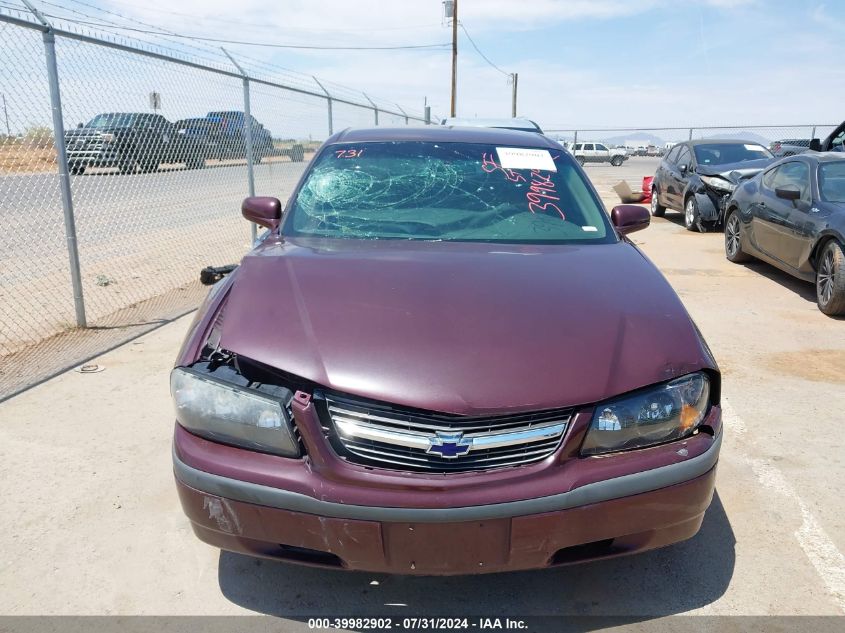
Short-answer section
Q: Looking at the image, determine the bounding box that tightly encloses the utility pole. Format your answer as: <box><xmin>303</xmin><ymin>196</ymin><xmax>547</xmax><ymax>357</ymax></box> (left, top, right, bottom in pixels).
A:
<box><xmin>450</xmin><ymin>0</ymin><xmax>458</xmax><ymax>117</ymax></box>
<box><xmin>510</xmin><ymin>73</ymin><xmax>518</xmax><ymax>117</ymax></box>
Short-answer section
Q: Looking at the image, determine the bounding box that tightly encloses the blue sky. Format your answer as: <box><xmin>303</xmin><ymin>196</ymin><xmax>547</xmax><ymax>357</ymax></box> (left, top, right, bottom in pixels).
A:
<box><xmin>4</xmin><ymin>0</ymin><xmax>845</xmax><ymax>132</ymax></box>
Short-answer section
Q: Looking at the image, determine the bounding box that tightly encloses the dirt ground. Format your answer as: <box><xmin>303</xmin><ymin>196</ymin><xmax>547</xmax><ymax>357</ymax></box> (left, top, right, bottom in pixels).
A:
<box><xmin>0</xmin><ymin>138</ymin><xmax>57</xmax><ymax>174</ymax></box>
<box><xmin>0</xmin><ymin>158</ymin><xmax>844</xmax><ymax>623</ymax></box>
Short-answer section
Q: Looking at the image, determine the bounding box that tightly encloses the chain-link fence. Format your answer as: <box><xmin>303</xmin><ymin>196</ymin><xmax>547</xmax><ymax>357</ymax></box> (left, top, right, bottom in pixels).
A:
<box><xmin>545</xmin><ymin>125</ymin><xmax>839</xmax><ymax>156</ymax></box>
<box><xmin>1</xmin><ymin>5</ymin><xmax>840</xmax><ymax>402</ymax></box>
<box><xmin>0</xmin><ymin>7</ymin><xmax>429</xmax><ymax>401</ymax></box>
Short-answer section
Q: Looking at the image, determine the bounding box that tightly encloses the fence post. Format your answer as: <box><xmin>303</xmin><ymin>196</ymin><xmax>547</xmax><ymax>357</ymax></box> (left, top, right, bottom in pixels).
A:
<box><xmin>25</xmin><ymin>1</ymin><xmax>86</xmax><ymax>327</ymax></box>
<box><xmin>223</xmin><ymin>49</ymin><xmax>256</xmax><ymax>242</ymax></box>
<box><xmin>395</xmin><ymin>104</ymin><xmax>409</xmax><ymax>125</ymax></box>
<box><xmin>811</xmin><ymin>126</ymin><xmax>816</xmax><ymax>140</ymax></box>
<box><xmin>312</xmin><ymin>76</ymin><xmax>333</xmax><ymax>136</ymax></box>
<box><xmin>689</xmin><ymin>128</ymin><xmax>694</xmax><ymax>140</ymax></box>
<box><xmin>573</xmin><ymin>130</ymin><xmax>578</xmax><ymax>145</ymax></box>
<box><xmin>364</xmin><ymin>93</ymin><xmax>378</xmax><ymax>126</ymax></box>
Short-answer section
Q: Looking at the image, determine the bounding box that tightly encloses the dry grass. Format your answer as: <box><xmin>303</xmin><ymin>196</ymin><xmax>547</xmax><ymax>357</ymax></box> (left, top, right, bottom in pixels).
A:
<box><xmin>0</xmin><ymin>137</ymin><xmax>57</xmax><ymax>174</ymax></box>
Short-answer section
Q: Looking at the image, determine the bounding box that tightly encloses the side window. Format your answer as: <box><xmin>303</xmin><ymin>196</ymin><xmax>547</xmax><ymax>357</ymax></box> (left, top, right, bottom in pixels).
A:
<box><xmin>595</xmin><ymin>144</ymin><xmax>608</xmax><ymax>151</ymax></box>
<box><xmin>777</xmin><ymin>161</ymin><xmax>811</xmax><ymax>199</ymax></box>
<box><xmin>762</xmin><ymin>166</ymin><xmax>780</xmax><ymax>190</ymax></box>
<box><xmin>666</xmin><ymin>145</ymin><xmax>681</xmax><ymax>163</ymax></box>
<box><xmin>831</xmin><ymin>129</ymin><xmax>845</xmax><ymax>151</ymax></box>
<box><xmin>584</xmin><ymin>143</ymin><xmax>594</xmax><ymax>151</ymax></box>
<box><xmin>676</xmin><ymin>146</ymin><xmax>691</xmax><ymax>168</ymax></box>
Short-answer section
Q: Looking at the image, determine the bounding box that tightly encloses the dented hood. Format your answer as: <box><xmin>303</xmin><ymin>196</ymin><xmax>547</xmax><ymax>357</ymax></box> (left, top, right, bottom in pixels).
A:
<box><xmin>696</xmin><ymin>158</ymin><xmax>773</xmax><ymax>182</ymax></box>
<box><xmin>218</xmin><ymin>236</ymin><xmax>714</xmax><ymax>415</ymax></box>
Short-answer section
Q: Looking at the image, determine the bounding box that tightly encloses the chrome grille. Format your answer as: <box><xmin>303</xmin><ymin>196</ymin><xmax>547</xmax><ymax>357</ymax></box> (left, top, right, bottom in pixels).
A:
<box><xmin>319</xmin><ymin>393</ymin><xmax>571</xmax><ymax>473</ymax></box>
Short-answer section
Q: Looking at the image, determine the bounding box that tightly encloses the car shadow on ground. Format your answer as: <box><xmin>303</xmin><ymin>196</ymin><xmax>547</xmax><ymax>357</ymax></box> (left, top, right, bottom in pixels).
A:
<box><xmin>740</xmin><ymin>260</ymin><xmax>819</xmax><ymax>304</ymax></box>
<box><xmin>217</xmin><ymin>491</ymin><xmax>734</xmax><ymax>625</ymax></box>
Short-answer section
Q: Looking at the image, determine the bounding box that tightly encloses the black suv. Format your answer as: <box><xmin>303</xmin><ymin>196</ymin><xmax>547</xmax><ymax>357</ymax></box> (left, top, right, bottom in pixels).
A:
<box><xmin>65</xmin><ymin>113</ymin><xmax>207</xmax><ymax>175</ymax></box>
<box><xmin>650</xmin><ymin>139</ymin><xmax>774</xmax><ymax>232</ymax></box>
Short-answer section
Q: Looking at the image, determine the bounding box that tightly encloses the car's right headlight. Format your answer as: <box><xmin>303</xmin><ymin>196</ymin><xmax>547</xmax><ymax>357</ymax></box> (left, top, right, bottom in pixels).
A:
<box><xmin>700</xmin><ymin>175</ymin><xmax>736</xmax><ymax>193</ymax></box>
<box><xmin>581</xmin><ymin>372</ymin><xmax>711</xmax><ymax>456</ymax></box>
<box><xmin>171</xmin><ymin>367</ymin><xmax>300</xmax><ymax>457</ymax></box>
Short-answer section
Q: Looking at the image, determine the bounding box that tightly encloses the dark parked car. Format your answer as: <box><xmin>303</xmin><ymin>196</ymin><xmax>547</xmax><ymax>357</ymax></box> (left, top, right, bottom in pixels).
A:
<box><xmin>205</xmin><ymin>110</ymin><xmax>273</xmax><ymax>161</ymax></box>
<box><xmin>651</xmin><ymin>139</ymin><xmax>774</xmax><ymax>231</ymax></box>
<box><xmin>65</xmin><ymin>112</ymin><xmax>206</xmax><ymax>174</ymax></box>
<box><xmin>770</xmin><ymin>138</ymin><xmax>811</xmax><ymax>157</ymax></box>
<box><xmin>724</xmin><ymin>153</ymin><xmax>845</xmax><ymax>316</ymax></box>
<box><xmin>810</xmin><ymin>121</ymin><xmax>845</xmax><ymax>153</ymax></box>
<box><xmin>174</xmin><ymin>118</ymin><xmax>220</xmax><ymax>160</ymax></box>
<box><xmin>171</xmin><ymin>126</ymin><xmax>722</xmax><ymax>575</ymax></box>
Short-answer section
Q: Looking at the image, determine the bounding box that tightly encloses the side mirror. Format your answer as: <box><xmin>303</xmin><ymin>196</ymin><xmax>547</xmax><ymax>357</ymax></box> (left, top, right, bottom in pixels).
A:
<box><xmin>77</xmin><ymin>122</ymin><xmax>83</xmax><ymax>128</ymax></box>
<box><xmin>242</xmin><ymin>196</ymin><xmax>281</xmax><ymax>229</ymax></box>
<box><xmin>775</xmin><ymin>185</ymin><xmax>801</xmax><ymax>202</ymax></box>
<box><xmin>679</xmin><ymin>164</ymin><xmax>688</xmax><ymax>173</ymax></box>
<box><xmin>809</xmin><ymin>139</ymin><xmax>822</xmax><ymax>152</ymax></box>
<box><xmin>611</xmin><ymin>204</ymin><xmax>650</xmax><ymax>235</ymax></box>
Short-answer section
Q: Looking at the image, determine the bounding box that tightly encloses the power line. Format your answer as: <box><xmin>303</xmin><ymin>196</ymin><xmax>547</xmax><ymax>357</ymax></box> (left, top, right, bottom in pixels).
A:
<box><xmin>33</xmin><ymin>10</ymin><xmax>452</xmax><ymax>51</ymax></box>
<box><xmin>459</xmin><ymin>22</ymin><xmax>510</xmax><ymax>77</ymax></box>
<box><xmin>77</xmin><ymin>0</ymin><xmax>442</xmax><ymax>34</ymax></box>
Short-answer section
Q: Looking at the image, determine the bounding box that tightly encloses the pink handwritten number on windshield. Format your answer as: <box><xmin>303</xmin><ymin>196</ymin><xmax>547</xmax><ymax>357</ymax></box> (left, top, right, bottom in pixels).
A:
<box><xmin>335</xmin><ymin>149</ymin><xmax>365</xmax><ymax>158</ymax></box>
<box><xmin>526</xmin><ymin>170</ymin><xmax>564</xmax><ymax>220</ymax></box>
<box><xmin>481</xmin><ymin>153</ymin><xmax>564</xmax><ymax>219</ymax></box>
<box><xmin>481</xmin><ymin>153</ymin><xmax>526</xmax><ymax>182</ymax></box>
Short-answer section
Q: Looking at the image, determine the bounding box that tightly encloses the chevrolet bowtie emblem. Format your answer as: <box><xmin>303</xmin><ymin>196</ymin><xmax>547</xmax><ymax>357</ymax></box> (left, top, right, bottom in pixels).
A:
<box><xmin>427</xmin><ymin>431</ymin><xmax>472</xmax><ymax>459</ymax></box>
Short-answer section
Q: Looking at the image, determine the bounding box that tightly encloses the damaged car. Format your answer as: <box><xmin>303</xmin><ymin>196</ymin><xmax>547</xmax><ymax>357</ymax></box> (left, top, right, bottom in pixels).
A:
<box><xmin>651</xmin><ymin>140</ymin><xmax>774</xmax><ymax>231</ymax></box>
<box><xmin>724</xmin><ymin>153</ymin><xmax>845</xmax><ymax>316</ymax></box>
<box><xmin>171</xmin><ymin>126</ymin><xmax>722</xmax><ymax>575</ymax></box>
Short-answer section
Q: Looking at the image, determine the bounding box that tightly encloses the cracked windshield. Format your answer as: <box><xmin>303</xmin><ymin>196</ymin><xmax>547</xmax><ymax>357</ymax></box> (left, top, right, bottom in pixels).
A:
<box><xmin>288</xmin><ymin>141</ymin><xmax>613</xmax><ymax>243</ymax></box>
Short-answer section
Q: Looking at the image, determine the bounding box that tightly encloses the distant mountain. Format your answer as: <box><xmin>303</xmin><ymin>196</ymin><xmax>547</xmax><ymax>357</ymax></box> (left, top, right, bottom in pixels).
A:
<box><xmin>555</xmin><ymin>129</ymin><xmax>776</xmax><ymax>148</ymax></box>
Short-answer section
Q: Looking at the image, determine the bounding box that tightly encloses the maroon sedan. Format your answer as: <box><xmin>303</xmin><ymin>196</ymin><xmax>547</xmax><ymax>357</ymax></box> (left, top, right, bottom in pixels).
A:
<box><xmin>171</xmin><ymin>126</ymin><xmax>722</xmax><ymax>575</ymax></box>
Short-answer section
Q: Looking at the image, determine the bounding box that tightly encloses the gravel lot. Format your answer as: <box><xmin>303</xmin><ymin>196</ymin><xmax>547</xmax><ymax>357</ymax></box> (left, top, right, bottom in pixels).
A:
<box><xmin>1</xmin><ymin>156</ymin><xmax>844</xmax><ymax>623</ymax></box>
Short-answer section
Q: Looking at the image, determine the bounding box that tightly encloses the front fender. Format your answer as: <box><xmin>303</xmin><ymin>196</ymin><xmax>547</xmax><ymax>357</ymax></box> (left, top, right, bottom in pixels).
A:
<box><xmin>693</xmin><ymin>192</ymin><xmax>720</xmax><ymax>221</ymax></box>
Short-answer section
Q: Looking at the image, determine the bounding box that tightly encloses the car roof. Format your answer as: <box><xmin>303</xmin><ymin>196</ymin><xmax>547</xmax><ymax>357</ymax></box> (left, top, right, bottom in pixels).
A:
<box><xmin>686</xmin><ymin>139</ymin><xmax>769</xmax><ymax>147</ymax></box>
<box><xmin>785</xmin><ymin>152</ymin><xmax>845</xmax><ymax>164</ymax></box>
<box><xmin>440</xmin><ymin>117</ymin><xmax>542</xmax><ymax>131</ymax></box>
<box><xmin>327</xmin><ymin>126</ymin><xmax>561</xmax><ymax>148</ymax></box>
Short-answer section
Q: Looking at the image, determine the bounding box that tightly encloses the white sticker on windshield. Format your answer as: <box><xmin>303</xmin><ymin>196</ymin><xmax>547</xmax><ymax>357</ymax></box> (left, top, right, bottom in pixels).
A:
<box><xmin>582</xmin><ymin>226</ymin><xmax>598</xmax><ymax>232</ymax></box>
<box><xmin>496</xmin><ymin>147</ymin><xmax>557</xmax><ymax>172</ymax></box>
<box><xmin>744</xmin><ymin>144</ymin><xmax>764</xmax><ymax>151</ymax></box>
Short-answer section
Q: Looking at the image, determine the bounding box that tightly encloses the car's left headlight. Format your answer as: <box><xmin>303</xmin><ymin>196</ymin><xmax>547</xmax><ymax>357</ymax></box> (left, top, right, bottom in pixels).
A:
<box><xmin>700</xmin><ymin>175</ymin><xmax>736</xmax><ymax>193</ymax></box>
<box><xmin>171</xmin><ymin>367</ymin><xmax>300</xmax><ymax>457</ymax></box>
<box><xmin>582</xmin><ymin>372</ymin><xmax>711</xmax><ymax>456</ymax></box>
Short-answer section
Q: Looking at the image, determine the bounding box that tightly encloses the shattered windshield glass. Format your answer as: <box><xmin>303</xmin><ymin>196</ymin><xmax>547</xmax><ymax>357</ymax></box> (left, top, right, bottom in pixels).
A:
<box><xmin>285</xmin><ymin>141</ymin><xmax>615</xmax><ymax>244</ymax></box>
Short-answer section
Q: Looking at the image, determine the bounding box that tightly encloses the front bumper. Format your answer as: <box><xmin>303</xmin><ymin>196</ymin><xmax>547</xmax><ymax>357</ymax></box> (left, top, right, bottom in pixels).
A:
<box><xmin>66</xmin><ymin>149</ymin><xmax>121</xmax><ymax>167</ymax></box>
<box><xmin>176</xmin><ymin>466</ymin><xmax>715</xmax><ymax>575</ymax></box>
<box><xmin>173</xmin><ymin>397</ymin><xmax>721</xmax><ymax>575</ymax></box>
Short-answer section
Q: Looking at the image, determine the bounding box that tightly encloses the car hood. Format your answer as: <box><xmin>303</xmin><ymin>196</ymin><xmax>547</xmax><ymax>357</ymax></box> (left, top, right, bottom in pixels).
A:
<box><xmin>696</xmin><ymin>158</ymin><xmax>773</xmax><ymax>182</ymax></box>
<box><xmin>216</xmin><ymin>236</ymin><xmax>715</xmax><ymax>415</ymax></box>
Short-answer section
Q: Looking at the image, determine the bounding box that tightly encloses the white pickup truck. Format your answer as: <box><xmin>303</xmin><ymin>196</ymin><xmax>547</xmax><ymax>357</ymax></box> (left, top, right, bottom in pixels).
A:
<box><xmin>571</xmin><ymin>142</ymin><xmax>628</xmax><ymax>166</ymax></box>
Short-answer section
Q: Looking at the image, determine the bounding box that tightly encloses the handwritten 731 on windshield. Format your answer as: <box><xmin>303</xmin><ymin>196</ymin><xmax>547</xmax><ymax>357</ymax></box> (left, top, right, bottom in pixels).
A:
<box><xmin>335</xmin><ymin>149</ymin><xmax>365</xmax><ymax>158</ymax></box>
<box><xmin>481</xmin><ymin>153</ymin><xmax>564</xmax><ymax>219</ymax></box>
